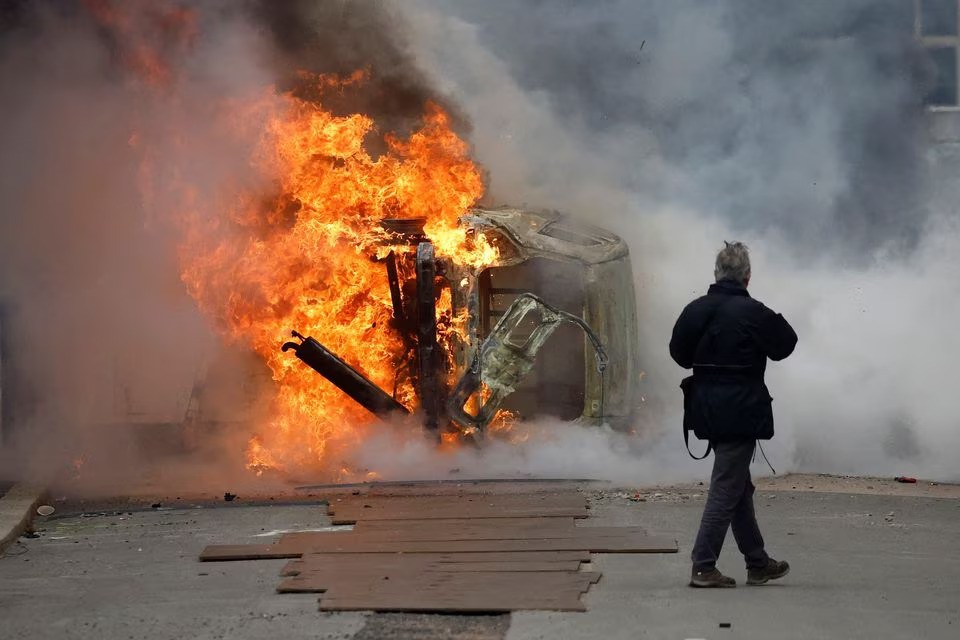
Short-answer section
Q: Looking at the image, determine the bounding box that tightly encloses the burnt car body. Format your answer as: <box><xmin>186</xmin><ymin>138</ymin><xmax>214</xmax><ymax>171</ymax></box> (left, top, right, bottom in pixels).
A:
<box><xmin>455</xmin><ymin>207</ymin><xmax>639</xmax><ymax>430</ymax></box>
<box><xmin>285</xmin><ymin>206</ymin><xmax>641</xmax><ymax>437</ymax></box>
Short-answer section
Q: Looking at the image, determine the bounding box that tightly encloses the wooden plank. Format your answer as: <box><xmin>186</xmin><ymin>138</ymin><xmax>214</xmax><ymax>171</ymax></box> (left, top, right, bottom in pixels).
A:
<box><xmin>288</xmin><ymin>561</ymin><xmax>584</xmax><ymax>577</ymax></box>
<box><xmin>362</xmin><ymin>481</ymin><xmax>589</xmax><ymax>497</ymax></box>
<box><xmin>297</xmin><ymin>550</ymin><xmax>591</xmax><ymax>565</ymax></box>
<box><xmin>327</xmin><ymin>493</ymin><xmax>588</xmax><ymax>524</ymax></box>
<box><xmin>328</xmin><ymin>495</ymin><xmax>586</xmax><ymax>511</ymax></box>
<box><xmin>202</xmin><ymin>530</ymin><xmax>674</xmax><ymax>560</ymax></box>
<box><xmin>329</xmin><ymin>493</ymin><xmax>586</xmax><ymax>508</ymax></box>
<box><xmin>284</xmin><ymin>560</ymin><xmax>585</xmax><ymax>579</ymax></box>
<box><xmin>199</xmin><ymin>544</ymin><xmax>301</xmax><ymax>561</ymax></box>
<box><xmin>321</xmin><ymin>571</ymin><xmax>600</xmax><ymax>596</ymax></box>
<box><xmin>277</xmin><ymin>531</ymin><xmax>675</xmax><ymax>554</ymax></box>
<box><xmin>423</xmin><ymin>561</ymin><xmax>583</xmax><ymax>572</ymax></box>
<box><xmin>316</xmin><ymin>571</ymin><xmax>600</xmax><ymax>612</ymax></box>
<box><xmin>280</xmin><ymin>551</ymin><xmax>589</xmax><ymax>576</ymax></box>
<box><xmin>331</xmin><ymin>508</ymin><xmax>587</xmax><ymax>525</ymax></box>
<box><xmin>353</xmin><ymin>516</ymin><xmax>578</xmax><ymax>532</ymax></box>
<box><xmin>280</xmin><ymin>526</ymin><xmax>649</xmax><ymax>545</ymax></box>
<box><xmin>202</xmin><ymin>533</ymin><xmax>673</xmax><ymax>560</ymax></box>
<box><xmin>297</xmin><ymin>537</ymin><xmax>672</xmax><ymax>554</ymax></box>
<box><xmin>277</xmin><ymin>561</ymin><xmax>585</xmax><ymax>592</ymax></box>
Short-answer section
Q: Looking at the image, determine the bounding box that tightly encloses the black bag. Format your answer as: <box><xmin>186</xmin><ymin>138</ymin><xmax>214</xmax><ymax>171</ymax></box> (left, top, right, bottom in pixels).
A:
<box><xmin>681</xmin><ymin>374</ymin><xmax>711</xmax><ymax>459</ymax></box>
<box><xmin>679</xmin><ymin>297</ymin><xmax>735</xmax><ymax>460</ymax></box>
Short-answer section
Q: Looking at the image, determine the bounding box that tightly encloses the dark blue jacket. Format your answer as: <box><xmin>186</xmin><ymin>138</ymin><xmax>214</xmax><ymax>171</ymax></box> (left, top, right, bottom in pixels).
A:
<box><xmin>669</xmin><ymin>279</ymin><xmax>797</xmax><ymax>441</ymax></box>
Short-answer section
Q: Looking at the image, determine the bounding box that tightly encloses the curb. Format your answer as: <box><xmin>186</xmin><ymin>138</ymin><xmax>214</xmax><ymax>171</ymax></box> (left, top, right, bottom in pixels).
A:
<box><xmin>0</xmin><ymin>483</ymin><xmax>47</xmax><ymax>554</ymax></box>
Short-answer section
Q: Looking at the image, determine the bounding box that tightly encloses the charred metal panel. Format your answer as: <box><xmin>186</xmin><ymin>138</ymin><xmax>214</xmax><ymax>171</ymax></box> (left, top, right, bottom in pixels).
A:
<box><xmin>463</xmin><ymin>207</ymin><xmax>629</xmax><ymax>266</ymax></box>
<box><xmin>581</xmin><ymin>256</ymin><xmax>640</xmax><ymax>428</ymax></box>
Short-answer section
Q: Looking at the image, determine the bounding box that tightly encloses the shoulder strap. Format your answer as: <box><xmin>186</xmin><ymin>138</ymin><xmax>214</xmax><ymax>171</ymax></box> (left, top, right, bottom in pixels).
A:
<box><xmin>685</xmin><ymin>427</ymin><xmax>712</xmax><ymax>460</ymax></box>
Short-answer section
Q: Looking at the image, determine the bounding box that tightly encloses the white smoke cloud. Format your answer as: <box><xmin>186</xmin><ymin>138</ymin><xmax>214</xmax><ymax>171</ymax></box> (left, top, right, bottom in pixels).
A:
<box><xmin>396</xmin><ymin>0</ymin><xmax>960</xmax><ymax>482</ymax></box>
<box><xmin>350</xmin><ymin>420</ymin><xmax>702</xmax><ymax>487</ymax></box>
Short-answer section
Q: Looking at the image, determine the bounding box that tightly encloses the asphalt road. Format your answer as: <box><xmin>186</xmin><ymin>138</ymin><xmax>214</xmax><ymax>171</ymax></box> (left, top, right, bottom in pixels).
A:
<box><xmin>0</xmin><ymin>480</ymin><xmax>957</xmax><ymax>640</ymax></box>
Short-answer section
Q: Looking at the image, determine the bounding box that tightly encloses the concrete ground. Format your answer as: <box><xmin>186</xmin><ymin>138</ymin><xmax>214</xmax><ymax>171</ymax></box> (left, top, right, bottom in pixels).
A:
<box><xmin>0</xmin><ymin>475</ymin><xmax>957</xmax><ymax>640</ymax></box>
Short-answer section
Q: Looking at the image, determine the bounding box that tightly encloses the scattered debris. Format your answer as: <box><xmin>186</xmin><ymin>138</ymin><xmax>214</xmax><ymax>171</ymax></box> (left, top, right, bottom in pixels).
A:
<box><xmin>604</xmin><ymin>488</ymin><xmax>700</xmax><ymax>504</ymax></box>
<box><xmin>884</xmin><ymin>511</ymin><xmax>895</xmax><ymax>522</ymax></box>
<box><xmin>21</xmin><ymin>531</ymin><xmax>40</xmax><ymax>539</ymax></box>
<box><xmin>224</xmin><ymin>493</ymin><xmax>238</xmax><ymax>502</ymax></box>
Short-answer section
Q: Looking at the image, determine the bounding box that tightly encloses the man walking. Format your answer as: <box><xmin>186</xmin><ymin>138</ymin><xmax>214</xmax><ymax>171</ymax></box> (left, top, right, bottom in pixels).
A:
<box><xmin>670</xmin><ymin>241</ymin><xmax>797</xmax><ymax>588</ymax></box>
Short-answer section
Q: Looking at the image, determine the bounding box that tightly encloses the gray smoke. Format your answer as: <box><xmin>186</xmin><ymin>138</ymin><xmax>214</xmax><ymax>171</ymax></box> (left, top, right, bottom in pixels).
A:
<box><xmin>0</xmin><ymin>0</ymin><xmax>469</xmax><ymax>494</ymax></box>
<box><xmin>2</xmin><ymin>0</ymin><xmax>958</xmax><ymax>491</ymax></box>
<box><xmin>0</xmin><ymin>1</ymin><xmax>274</xmax><ymax>490</ymax></box>
<box><xmin>395</xmin><ymin>0</ymin><xmax>960</xmax><ymax>481</ymax></box>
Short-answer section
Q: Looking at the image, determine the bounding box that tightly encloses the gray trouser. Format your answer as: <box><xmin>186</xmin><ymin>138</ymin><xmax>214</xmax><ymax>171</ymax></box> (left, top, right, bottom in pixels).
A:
<box><xmin>691</xmin><ymin>440</ymin><xmax>770</xmax><ymax>572</ymax></box>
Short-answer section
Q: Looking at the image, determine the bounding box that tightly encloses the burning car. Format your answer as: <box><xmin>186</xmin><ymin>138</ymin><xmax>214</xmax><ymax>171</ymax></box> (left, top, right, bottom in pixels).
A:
<box><xmin>281</xmin><ymin>206</ymin><xmax>640</xmax><ymax>441</ymax></box>
<box><xmin>156</xmin><ymin>73</ymin><xmax>643</xmax><ymax>475</ymax></box>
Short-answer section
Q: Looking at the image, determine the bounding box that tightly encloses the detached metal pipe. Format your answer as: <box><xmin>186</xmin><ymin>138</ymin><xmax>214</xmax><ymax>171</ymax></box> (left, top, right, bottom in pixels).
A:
<box><xmin>281</xmin><ymin>332</ymin><xmax>409</xmax><ymax>419</ymax></box>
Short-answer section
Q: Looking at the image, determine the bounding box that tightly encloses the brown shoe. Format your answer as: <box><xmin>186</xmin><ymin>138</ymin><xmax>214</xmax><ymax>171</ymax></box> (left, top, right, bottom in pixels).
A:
<box><xmin>690</xmin><ymin>568</ymin><xmax>737</xmax><ymax>588</ymax></box>
<box><xmin>747</xmin><ymin>559</ymin><xmax>790</xmax><ymax>585</ymax></box>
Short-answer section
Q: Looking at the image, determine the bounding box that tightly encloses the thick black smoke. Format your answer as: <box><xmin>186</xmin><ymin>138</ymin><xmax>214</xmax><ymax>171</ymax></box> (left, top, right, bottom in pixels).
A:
<box><xmin>251</xmin><ymin>0</ymin><xmax>468</xmax><ymax>142</ymax></box>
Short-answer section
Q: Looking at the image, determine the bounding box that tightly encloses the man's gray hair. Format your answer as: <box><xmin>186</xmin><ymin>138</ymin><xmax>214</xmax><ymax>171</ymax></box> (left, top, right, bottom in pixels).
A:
<box><xmin>715</xmin><ymin>241</ymin><xmax>751</xmax><ymax>285</ymax></box>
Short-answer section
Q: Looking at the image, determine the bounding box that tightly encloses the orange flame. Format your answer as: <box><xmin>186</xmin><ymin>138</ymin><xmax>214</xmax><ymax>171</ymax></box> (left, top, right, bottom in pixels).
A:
<box><xmin>176</xmin><ymin>74</ymin><xmax>496</xmax><ymax>475</ymax></box>
<box><xmin>86</xmin><ymin>0</ymin><xmax>508</xmax><ymax>475</ymax></box>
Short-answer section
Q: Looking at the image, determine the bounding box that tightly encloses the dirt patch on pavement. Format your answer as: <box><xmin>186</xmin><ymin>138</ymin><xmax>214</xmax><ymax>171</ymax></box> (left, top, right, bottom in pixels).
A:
<box><xmin>754</xmin><ymin>473</ymin><xmax>960</xmax><ymax>498</ymax></box>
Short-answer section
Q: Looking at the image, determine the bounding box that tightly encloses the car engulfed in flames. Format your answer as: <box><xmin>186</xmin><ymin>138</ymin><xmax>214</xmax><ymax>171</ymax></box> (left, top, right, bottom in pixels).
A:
<box><xmin>279</xmin><ymin>207</ymin><xmax>640</xmax><ymax>438</ymax></box>
<box><xmin>169</xmin><ymin>75</ymin><xmax>642</xmax><ymax>478</ymax></box>
<box><xmin>0</xmin><ymin>0</ymin><xmax>644</xmax><ymax>484</ymax></box>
